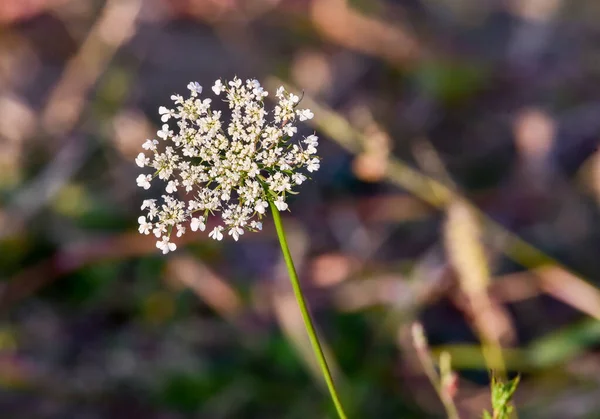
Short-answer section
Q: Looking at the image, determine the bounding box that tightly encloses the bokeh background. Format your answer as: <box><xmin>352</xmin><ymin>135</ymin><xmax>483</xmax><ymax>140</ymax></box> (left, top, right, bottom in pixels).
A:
<box><xmin>1</xmin><ymin>0</ymin><xmax>600</xmax><ymax>417</ymax></box>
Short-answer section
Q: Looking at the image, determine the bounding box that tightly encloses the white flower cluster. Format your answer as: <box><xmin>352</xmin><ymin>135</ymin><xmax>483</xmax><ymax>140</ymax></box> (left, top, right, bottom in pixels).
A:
<box><xmin>136</xmin><ymin>78</ymin><xmax>319</xmax><ymax>253</ymax></box>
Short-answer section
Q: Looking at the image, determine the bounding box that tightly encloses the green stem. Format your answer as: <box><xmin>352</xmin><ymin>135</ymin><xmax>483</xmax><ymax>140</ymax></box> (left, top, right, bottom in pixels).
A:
<box><xmin>269</xmin><ymin>200</ymin><xmax>348</xmax><ymax>419</ymax></box>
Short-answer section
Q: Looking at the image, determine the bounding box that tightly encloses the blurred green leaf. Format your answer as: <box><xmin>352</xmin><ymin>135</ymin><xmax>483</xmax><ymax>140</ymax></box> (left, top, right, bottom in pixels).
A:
<box><xmin>45</xmin><ymin>261</ymin><xmax>122</xmax><ymax>306</ymax></box>
<box><xmin>414</xmin><ymin>59</ymin><xmax>489</xmax><ymax>104</ymax></box>
<box><xmin>528</xmin><ymin>319</ymin><xmax>600</xmax><ymax>367</ymax></box>
<box><xmin>160</xmin><ymin>372</ymin><xmax>211</xmax><ymax>412</ymax></box>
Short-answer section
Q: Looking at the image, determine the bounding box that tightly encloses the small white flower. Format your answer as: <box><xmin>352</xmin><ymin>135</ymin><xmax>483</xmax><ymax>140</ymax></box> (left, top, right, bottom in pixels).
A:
<box><xmin>209</xmin><ymin>226</ymin><xmax>224</xmax><ymax>241</ymax></box>
<box><xmin>250</xmin><ymin>220</ymin><xmax>262</xmax><ymax>231</ymax></box>
<box><xmin>255</xmin><ymin>200</ymin><xmax>268</xmax><ymax>214</ymax></box>
<box><xmin>187</xmin><ymin>81</ymin><xmax>202</xmax><ymax>96</ymax></box>
<box><xmin>304</xmin><ymin>134</ymin><xmax>318</xmax><ymax>146</ymax></box>
<box><xmin>147</xmin><ymin>205</ymin><xmax>158</xmax><ymax>219</ymax></box>
<box><xmin>138</xmin><ymin>216</ymin><xmax>152</xmax><ymax>234</ymax></box>
<box><xmin>212</xmin><ymin>79</ymin><xmax>224</xmax><ymax>95</ymax></box>
<box><xmin>249</xmin><ymin>79</ymin><xmax>268</xmax><ymax>98</ymax></box>
<box><xmin>176</xmin><ymin>225</ymin><xmax>186</xmax><ymax>237</ymax></box>
<box><xmin>249</xmin><ymin>79</ymin><xmax>260</xmax><ymax>90</ymax></box>
<box><xmin>135</xmin><ymin>152</ymin><xmax>149</xmax><ymax>168</ymax></box>
<box><xmin>157</xmin><ymin>124</ymin><xmax>171</xmax><ymax>140</ymax></box>
<box><xmin>297</xmin><ymin>109</ymin><xmax>314</xmax><ymax>121</ymax></box>
<box><xmin>228</xmin><ymin>78</ymin><xmax>242</xmax><ymax>88</ymax></box>
<box><xmin>283</xmin><ymin>124</ymin><xmax>297</xmax><ymax>137</ymax></box>
<box><xmin>142</xmin><ymin>139</ymin><xmax>158</xmax><ymax>151</ymax></box>
<box><xmin>274</xmin><ymin>196</ymin><xmax>288</xmax><ymax>211</ymax></box>
<box><xmin>190</xmin><ymin>217</ymin><xmax>206</xmax><ymax>232</ymax></box>
<box><xmin>292</xmin><ymin>173</ymin><xmax>306</xmax><ymax>185</ymax></box>
<box><xmin>141</xmin><ymin>199</ymin><xmax>156</xmax><ymax>210</ymax></box>
<box><xmin>158</xmin><ymin>106</ymin><xmax>174</xmax><ymax>122</ymax></box>
<box><xmin>136</xmin><ymin>174</ymin><xmax>152</xmax><ymax>189</ymax></box>
<box><xmin>166</xmin><ymin>180</ymin><xmax>178</xmax><ymax>194</ymax></box>
<box><xmin>248</xmin><ymin>165</ymin><xmax>259</xmax><ymax>178</ymax></box>
<box><xmin>156</xmin><ymin>237</ymin><xmax>177</xmax><ymax>254</ymax></box>
<box><xmin>307</xmin><ymin>158</ymin><xmax>320</xmax><ymax>172</ymax></box>
<box><xmin>228</xmin><ymin>226</ymin><xmax>244</xmax><ymax>241</ymax></box>
<box><xmin>153</xmin><ymin>223</ymin><xmax>166</xmax><ymax>238</ymax></box>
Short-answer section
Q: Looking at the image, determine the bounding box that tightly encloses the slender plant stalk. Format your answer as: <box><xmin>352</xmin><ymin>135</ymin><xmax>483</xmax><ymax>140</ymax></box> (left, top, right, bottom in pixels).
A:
<box><xmin>269</xmin><ymin>199</ymin><xmax>347</xmax><ymax>419</ymax></box>
<box><xmin>418</xmin><ymin>352</ymin><xmax>460</xmax><ymax>419</ymax></box>
<box><xmin>412</xmin><ymin>324</ymin><xmax>460</xmax><ymax>419</ymax></box>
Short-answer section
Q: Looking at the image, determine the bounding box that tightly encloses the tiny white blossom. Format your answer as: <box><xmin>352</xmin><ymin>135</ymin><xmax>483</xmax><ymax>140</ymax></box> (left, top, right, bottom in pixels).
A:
<box><xmin>166</xmin><ymin>180</ymin><xmax>178</xmax><ymax>194</ymax></box>
<box><xmin>274</xmin><ymin>196</ymin><xmax>288</xmax><ymax>211</ymax></box>
<box><xmin>141</xmin><ymin>199</ymin><xmax>156</xmax><ymax>210</ymax></box>
<box><xmin>136</xmin><ymin>174</ymin><xmax>152</xmax><ymax>189</ymax></box>
<box><xmin>190</xmin><ymin>217</ymin><xmax>206</xmax><ymax>232</ymax></box>
<box><xmin>156</xmin><ymin>237</ymin><xmax>177</xmax><ymax>254</ymax></box>
<box><xmin>297</xmin><ymin>109</ymin><xmax>313</xmax><ymax>121</ymax></box>
<box><xmin>255</xmin><ymin>200</ymin><xmax>268</xmax><ymax>214</ymax></box>
<box><xmin>138</xmin><ymin>216</ymin><xmax>152</xmax><ymax>234</ymax></box>
<box><xmin>304</xmin><ymin>134</ymin><xmax>318</xmax><ymax>146</ymax></box>
<box><xmin>147</xmin><ymin>206</ymin><xmax>158</xmax><ymax>219</ymax></box>
<box><xmin>153</xmin><ymin>223</ymin><xmax>166</xmax><ymax>238</ymax></box>
<box><xmin>209</xmin><ymin>226</ymin><xmax>224</xmax><ymax>241</ymax></box>
<box><xmin>292</xmin><ymin>173</ymin><xmax>306</xmax><ymax>185</ymax></box>
<box><xmin>249</xmin><ymin>79</ymin><xmax>268</xmax><ymax>98</ymax></box>
<box><xmin>229</xmin><ymin>78</ymin><xmax>242</xmax><ymax>88</ymax></box>
<box><xmin>212</xmin><ymin>79</ymin><xmax>224</xmax><ymax>95</ymax></box>
<box><xmin>136</xmin><ymin>152</ymin><xmax>149</xmax><ymax>168</ymax></box>
<box><xmin>228</xmin><ymin>226</ymin><xmax>244</xmax><ymax>241</ymax></box>
<box><xmin>142</xmin><ymin>139</ymin><xmax>158</xmax><ymax>151</ymax></box>
<box><xmin>158</xmin><ymin>106</ymin><xmax>175</xmax><ymax>122</ymax></box>
<box><xmin>283</xmin><ymin>124</ymin><xmax>297</xmax><ymax>137</ymax></box>
<box><xmin>157</xmin><ymin>124</ymin><xmax>171</xmax><ymax>140</ymax></box>
<box><xmin>187</xmin><ymin>81</ymin><xmax>202</xmax><ymax>96</ymax></box>
<box><xmin>307</xmin><ymin>158</ymin><xmax>320</xmax><ymax>172</ymax></box>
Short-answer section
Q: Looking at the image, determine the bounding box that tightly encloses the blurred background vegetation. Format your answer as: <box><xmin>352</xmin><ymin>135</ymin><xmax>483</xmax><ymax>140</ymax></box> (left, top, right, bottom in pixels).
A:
<box><xmin>1</xmin><ymin>0</ymin><xmax>600</xmax><ymax>417</ymax></box>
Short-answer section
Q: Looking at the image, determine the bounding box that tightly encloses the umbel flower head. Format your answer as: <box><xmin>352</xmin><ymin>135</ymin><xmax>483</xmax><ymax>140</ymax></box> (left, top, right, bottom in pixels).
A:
<box><xmin>136</xmin><ymin>78</ymin><xmax>319</xmax><ymax>253</ymax></box>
